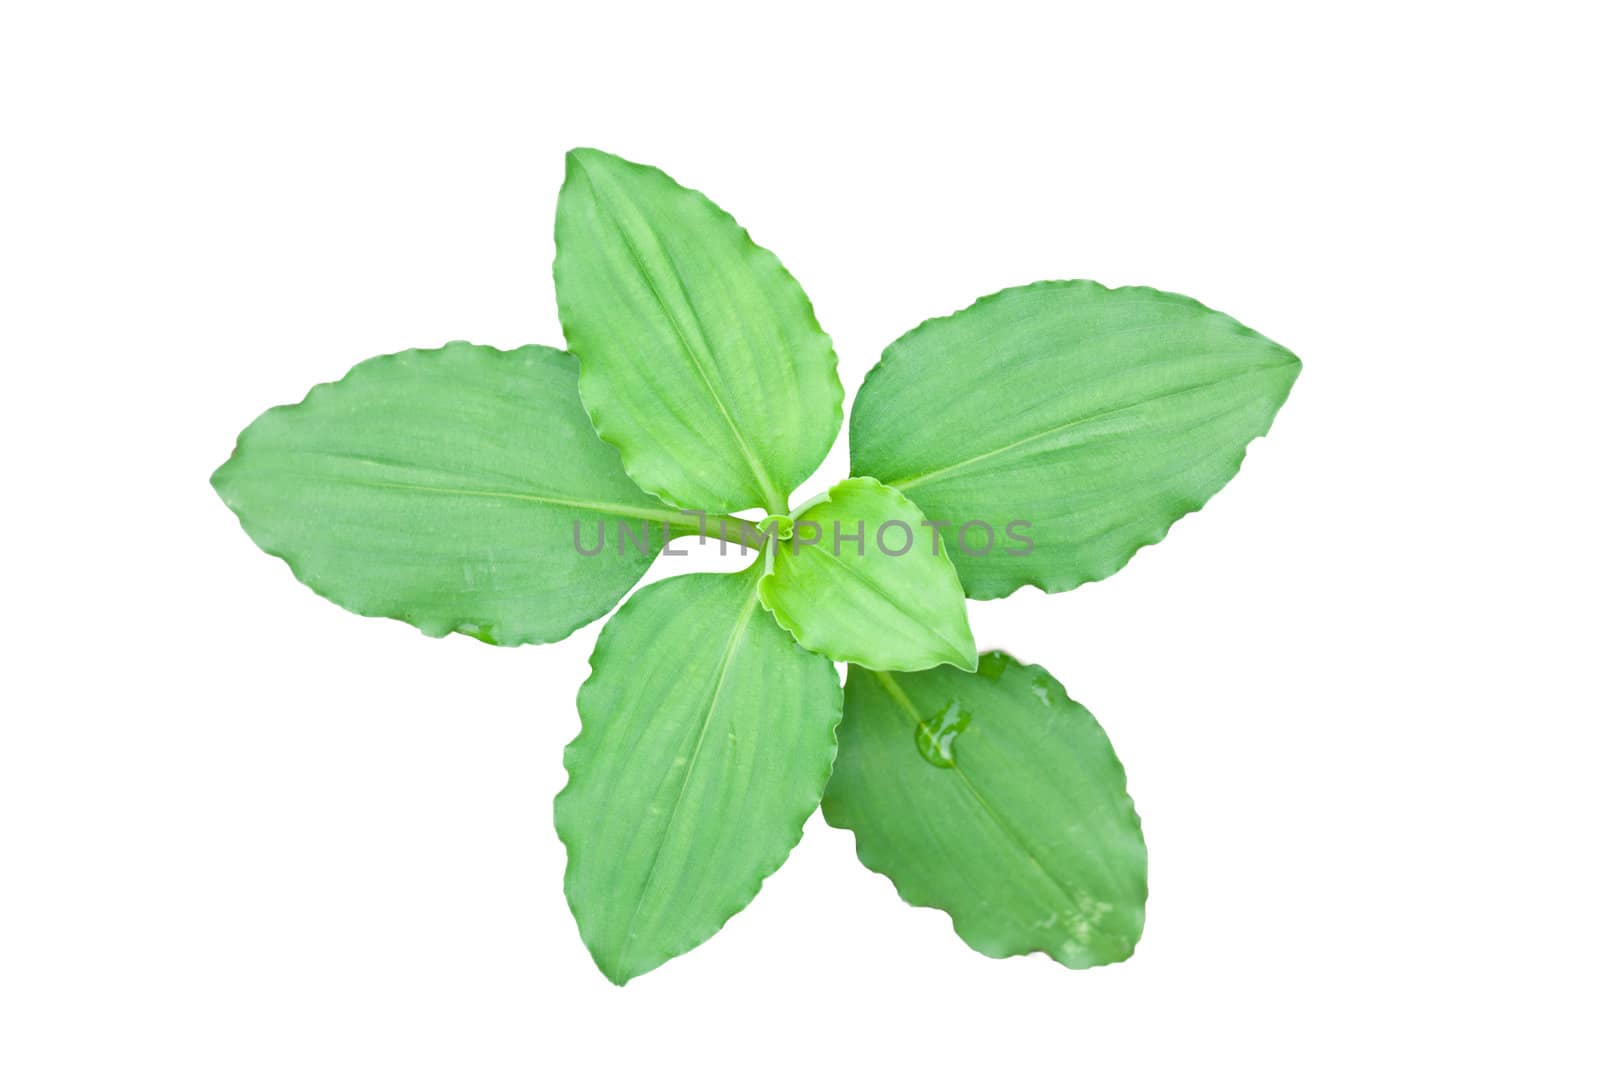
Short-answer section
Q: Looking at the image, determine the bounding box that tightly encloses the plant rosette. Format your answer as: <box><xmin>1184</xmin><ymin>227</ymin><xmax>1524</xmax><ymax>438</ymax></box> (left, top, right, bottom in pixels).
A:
<box><xmin>214</xmin><ymin>147</ymin><xmax>1299</xmax><ymax>984</ymax></box>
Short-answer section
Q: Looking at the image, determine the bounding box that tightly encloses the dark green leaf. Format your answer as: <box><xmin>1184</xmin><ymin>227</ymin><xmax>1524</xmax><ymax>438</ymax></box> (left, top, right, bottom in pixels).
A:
<box><xmin>824</xmin><ymin>652</ymin><xmax>1147</xmax><ymax>968</ymax></box>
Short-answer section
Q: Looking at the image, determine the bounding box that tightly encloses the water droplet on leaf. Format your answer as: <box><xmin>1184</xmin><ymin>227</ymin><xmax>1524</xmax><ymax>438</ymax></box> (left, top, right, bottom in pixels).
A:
<box><xmin>914</xmin><ymin>699</ymin><xmax>971</xmax><ymax>768</ymax></box>
<box><xmin>976</xmin><ymin>651</ymin><xmax>1008</xmax><ymax>679</ymax></box>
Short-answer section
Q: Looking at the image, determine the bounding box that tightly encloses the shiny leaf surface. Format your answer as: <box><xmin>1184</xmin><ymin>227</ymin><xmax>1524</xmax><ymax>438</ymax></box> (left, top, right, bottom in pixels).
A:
<box><xmin>555</xmin><ymin>568</ymin><xmax>843</xmax><ymax>984</ymax></box>
<box><xmin>757</xmin><ymin>477</ymin><xmax>977</xmax><ymax>672</ymax></box>
<box><xmin>851</xmin><ymin>281</ymin><xmax>1300</xmax><ymax>598</ymax></box>
<box><xmin>824</xmin><ymin>652</ymin><xmax>1147</xmax><ymax>968</ymax></box>
<box><xmin>555</xmin><ymin>147</ymin><xmax>843</xmax><ymax>513</ymax></box>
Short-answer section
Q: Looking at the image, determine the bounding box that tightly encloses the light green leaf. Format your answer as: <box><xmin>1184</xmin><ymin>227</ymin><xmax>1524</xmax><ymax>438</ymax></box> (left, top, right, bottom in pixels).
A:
<box><xmin>213</xmin><ymin>342</ymin><xmax>686</xmax><ymax>646</ymax></box>
<box><xmin>554</xmin><ymin>147</ymin><xmax>843</xmax><ymax>514</ymax></box>
<box><xmin>555</xmin><ymin>568</ymin><xmax>843</xmax><ymax>985</ymax></box>
<box><xmin>756</xmin><ymin>477</ymin><xmax>977</xmax><ymax>673</ymax></box>
<box><xmin>824</xmin><ymin>653</ymin><xmax>1147</xmax><ymax>968</ymax></box>
<box><xmin>850</xmin><ymin>280</ymin><xmax>1301</xmax><ymax>599</ymax></box>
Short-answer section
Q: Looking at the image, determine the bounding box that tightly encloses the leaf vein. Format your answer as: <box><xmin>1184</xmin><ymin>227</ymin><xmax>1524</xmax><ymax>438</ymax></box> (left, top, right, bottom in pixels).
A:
<box><xmin>612</xmin><ymin>582</ymin><xmax>762</xmax><ymax>978</ymax></box>
<box><xmin>890</xmin><ymin>361</ymin><xmax>1287</xmax><ymax>491</ymax></box>
<box><xmin>576</xmin><ymin>159</ymin><xmax>787</xmax><ymax>512</ymax></box>
<box><xmin>868</xmin><ymin>671</ymin><xmax>1100</xmax><ymax>932</ymax></box>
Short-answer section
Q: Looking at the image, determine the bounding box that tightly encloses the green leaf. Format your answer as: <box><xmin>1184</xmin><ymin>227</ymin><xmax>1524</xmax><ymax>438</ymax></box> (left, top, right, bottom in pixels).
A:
<box><xmin>555</xmin><ymin>567</ymin><xmax>843</xmax><ymax>985</ymax></box>
<box><xmin>823</xmin><ymin>653</ymin><xmax>1147</xmax><ymax>968</ymax></box>
<box><xmin>756</xmin><ymin>477</ymin><xmax>977</xmax><ymax>673</ymax></box>
<box><xmin>554</xmin><ymin>147</ymin><xmax>843</xmax><ymax>514</ymax></box>
<box><xmin>850</xmin><ymin>280</ymin><xmax>1301</xmax><ymax>599</ymax></box>
<box><xmin>213</xmin><ymin>342</ymin><xmax>686</xmax><ymax>646</ymax></box>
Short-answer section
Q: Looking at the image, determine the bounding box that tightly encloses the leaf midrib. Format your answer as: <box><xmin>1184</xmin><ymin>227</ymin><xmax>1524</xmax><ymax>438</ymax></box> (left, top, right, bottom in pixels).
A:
<box><xmin>868</xmin><ymin>670</ymin><xmax>1102</xmax><ymax>937</ymax></box>
<box><xmin>805</xmin><ymin>545</ymin><xmax>969</xmax><ymax>665</ymax></box>
<box><xmin>888</xmin><ymin>361</ymin><xmax>1287</xmax><ymax>492</ymax></box>
<box><xmin>311</xmin><ymin>476</ymin><xmax>693</xmax><ymax>528</ymax></box>
<box><xmin>574</xmin><ymin>157</ymin><xmax>787</xmax><ymax>513</ymax></box>
<box><xmin>611</xmin><ymin>583</ymin><xmax>762</xmax><ymax>981</ymax></box>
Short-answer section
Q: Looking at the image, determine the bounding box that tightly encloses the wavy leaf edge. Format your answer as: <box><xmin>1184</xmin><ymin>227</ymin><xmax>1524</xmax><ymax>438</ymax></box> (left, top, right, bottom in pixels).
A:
<box><xmin>211</xmin><ymin>340</ymin><xmax>674</xmax><ymax>647</ymax></box>
<box><xmin>755</xmin><ymin>475</ymin><xmax>978</xmax><ymax>672</ymax></box>
<box><xmin>822</xmin><ymin>651</ymin><xmax>1148</xmax><ymax>969</ymax></box>
<box><xmin>555</xmin><ymin>147</ymin><xmax>845</xmax><ymax>514</ymax></box>
<box><xmin>849</xmin><ymin>278</ymin><xmax>1302</xmax><ymax>600</ymax></box>
<box><xmin>553</xmin><ymin>566</ymin><xmax>844</xmax><ymax>984</ymax></box>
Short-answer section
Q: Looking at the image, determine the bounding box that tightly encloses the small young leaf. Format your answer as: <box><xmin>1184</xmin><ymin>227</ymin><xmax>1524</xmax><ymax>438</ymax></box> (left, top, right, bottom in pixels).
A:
<box><xmin>554</xmin><ymin>148</ymin><xmax>844</xmax><ymax>514</ymax></box>
<box><xmin>851</xmin><ymin>281</ymin><xmax>1301</xmax><ymax>598</ymax></box>
<box><xmin>824</xmin><ymin>653</ymin><xmax>1147</xmax><ymax>968</ymax></box>
<box><xmin>213</xmin><ymin>342</ymin><xmax>684</xmax><ymax>646</ymax></box>
<box><xmin>555</xmin><ymin>568</ymin><xmax>842</xmax><ymax>985</ymax></box>
<box><xmin>756</xmin><ymin>477</ymin><xmax>977</xmax><ymax>673</ymax></box>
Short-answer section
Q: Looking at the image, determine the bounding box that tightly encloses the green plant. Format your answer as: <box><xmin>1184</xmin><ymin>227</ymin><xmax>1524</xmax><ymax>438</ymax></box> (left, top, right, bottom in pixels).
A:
<box><xmin>213</xmin><ymin>148</ymin><xmax>1300</xmax><ymax>984</ymax></box>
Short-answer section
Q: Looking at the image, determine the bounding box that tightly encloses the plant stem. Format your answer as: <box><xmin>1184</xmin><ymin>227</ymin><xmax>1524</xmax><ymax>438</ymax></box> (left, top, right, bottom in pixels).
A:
<box><xmin>671</xmin><ymin>513</ymin><xmax>769</xmax><ymax>548</ymax></box>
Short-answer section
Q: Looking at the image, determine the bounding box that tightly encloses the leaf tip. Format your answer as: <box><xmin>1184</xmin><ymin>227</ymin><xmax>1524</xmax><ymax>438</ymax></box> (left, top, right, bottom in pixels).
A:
<box><xmin>561</xmin><ymin>147</ymin><xmax>609</xmax><ymax>198</ymax></box>
<box><xmin>564</xmin><ymin>145</ymin><xmax>625</xmax><ymax>177</ymax></box>
<box><xmin>598</xmin><ymin>959</ymin><xmax>635</xmax><ymax>987</ymax></box>
<box><xmin>208</xmin><ymin>453</ymin><xmax>234</xmax><ymax>501</ymax></box>
<box><xmin>1278</xmin><ymin>344</ymin><xmax>1304</xmax><ymax>384</ymax></box>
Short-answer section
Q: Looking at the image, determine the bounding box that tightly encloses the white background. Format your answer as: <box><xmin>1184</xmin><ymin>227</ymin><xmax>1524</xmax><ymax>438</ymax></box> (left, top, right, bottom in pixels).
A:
<box><xmin>3</xmin><ymin>2</ymin><xmax>1596</xmax><ymax>1063</ymax></box>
